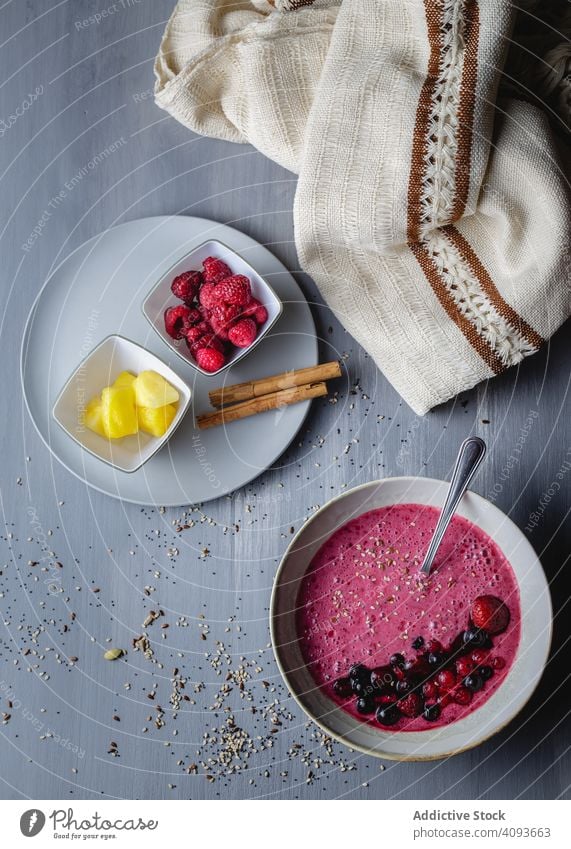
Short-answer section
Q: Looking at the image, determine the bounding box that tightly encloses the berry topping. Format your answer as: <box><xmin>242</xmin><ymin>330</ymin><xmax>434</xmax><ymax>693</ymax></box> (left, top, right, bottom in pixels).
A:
<box><xmin>411</xmin><ymin>636</ymin><xmax>425</xmax><ymax>651</ymax></box>
<box><xmin>427</xmin><ymin>650</ymin><xmax>447</xmax><ymax>668</ymax></box>
<box><xmin>333</xmin><ymin>677</ymin><xmax>353</xmax><ymax>699</ymax></box>
<box><xmin>436</xmin><ymin>669</ymin><xmax>456</xmax><ymax>690</ymax></box>
<box><xmin>491</xmin><ymin>656</ymin><xmax>506</xmax><ymax>670</ymax></box>
<box><xmin>464</xmin><ymin>672</ymin><xmax>483</xmax><ymax>692</ymax></box>
<box><xmin>376</xmin><ymin>703</ymin><xmax>401</xmax><ymax>726</ymax></box>
<box><xmin>356</xmin><ymin>696</ymin><xmax>376</xmax><ymax>715</ymax></box>
<box><xmin>471</xmin><ymin>595</ymin><xmax>510</xmax><ymax>635</ymax></box>
<box><xmin>455</xmin><ymin>657</ymin><xmax>473</xmax><ymax>678</ymax></box>
<box><xmin>479</xmin><ymin>665</ymin><xmax>493</xmax><ymax>681</ymax></box>
<box><xmin>228</xmin><ymin>318</ymin><xmax>257</xmax><ymax>348</ymax></box>
<box><xmin>422</xmin><ymin>680</ymin><xmax>439</xmax><ymax>700</ymax></box>
<box><xmin>390</xmin><ymin>653</ymin><xmax>405</xmax><ymax>669</ymax></box>
<box><xmin>195</xmin><ymin>347</ymin><xmax>226</xmax><ymax>373</ymax></box>
<box><xmin>351</xmin><ymin>680</ymin><xmax>368</xmax><ymax>696</ymax></box>
<box><xmin>426</xmin><ymin>639</ymin><xmax>443</xmax><ymax>654</ymax></box>
<box><xmin>213</xmin><ymin>275</ymin><xmax>251</xmax><ymax>306</ymax></box>
<box><xmin>453</xmin><ymin>686</ymin><xmax>473</xmax><ymax>705</ymax></box>
<box><xmin>171</xmin><ymin>270</ymin><xmax>202</xmax><ymax>303</ymax></box>
<box><xmin>243</xmin><ymin>298</ymin><xmax>269</xmax><ymax>324</ymax></box>
<box><xmin>423</xmin><ymin>703</ymin><xmax>441</xmax><ymax>722</ymax></box>
<box><xmin>462</xmin><ymin>628</ymin><xmax>490</xmax><ymax>649</ymax></box>
<box><xmin>399</xmin><ymin>692</ymin><xmax>423</xmax><ymax>718</ymax></box>
<box><xmin>199</xmin><ymin>282</ymin><xmax>218</xmax><ymax>310</ymax></box>
<box><xmin>395</xmin><ymin>679</ymin><xmax>411</xmax><ymax>695</ymax></box>
<box><xmin>471</xmin><ymin>649</ymin><xmax>490</xmax><ymax>665</ymax></box>
<box><xmin>164</xmin><ymin>305</ymin><xmax>194</xmax><ymax>340</ymax></box>
<box><xmin>202</xmin><ymin>256</ymin><xmax>232</xmax><ymax>285</ymax></box>
<box><xmin>370</xmin><ymin>665</ymin><xmax>395</xmax><ymax>691</ymax></box>
<box><xmin>349</xmin><ymin>663</ymin><xmax>369</xmax><ymax>683</ymax></box>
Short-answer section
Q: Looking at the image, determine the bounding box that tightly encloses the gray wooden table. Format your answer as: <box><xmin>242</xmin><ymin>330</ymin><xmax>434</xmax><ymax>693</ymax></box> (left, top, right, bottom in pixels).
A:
<box><xmin>1</xmin><ymin>0</ymin><xmax>569</xmax><ymax>801</ymax></box>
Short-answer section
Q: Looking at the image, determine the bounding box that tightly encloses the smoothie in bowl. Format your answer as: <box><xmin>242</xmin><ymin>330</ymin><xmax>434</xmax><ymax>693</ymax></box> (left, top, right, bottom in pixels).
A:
<box><xmin>270</xmin><ymin>477</ymin><xmax>550</xmax><ymax>760</ymax></box>
<box><xmin>296</xmin><ymin>503</ymin><xmax>521</xmax><ymax>732</ymax></box>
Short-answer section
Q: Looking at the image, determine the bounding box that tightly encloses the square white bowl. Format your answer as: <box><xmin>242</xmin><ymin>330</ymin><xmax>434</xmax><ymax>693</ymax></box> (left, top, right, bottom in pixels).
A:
<box><xmin>142</xmin><ymin>239</ymin><xmax>283</xmax><ymax>376</ymax></box>
<box><xmin>52</xmin><ymin>335</ymin><xmax>192</xmax><ymax>473</ymax></box>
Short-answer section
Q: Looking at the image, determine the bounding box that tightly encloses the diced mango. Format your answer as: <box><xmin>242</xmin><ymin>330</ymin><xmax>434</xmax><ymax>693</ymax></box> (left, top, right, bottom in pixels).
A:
<box><xmin>137</xmin><ymin>403</ymin><xmax>177</xmax><ymax>438</ymax></box>
<box><xmin>101</xmin><ymin>385</ymin><xmax>138</xmax><ymax>439</ymax></box>
<box><xmin>133</xmin><ymin>370</ymin><xmax>179</xmax><ymax>409</ymax></box>
<box><xmin>83</xmin><ymin>395</ymin><xmax>107</xmax><ymax>438</ymax></box>
<box><xmin>114</xmin><ymin>370</ymin><xmax>136</xmax><ymax>389</ymax></box>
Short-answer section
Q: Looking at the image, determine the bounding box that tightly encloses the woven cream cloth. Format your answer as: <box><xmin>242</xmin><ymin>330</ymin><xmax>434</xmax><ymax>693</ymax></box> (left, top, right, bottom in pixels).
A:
<box><xmin>155</xmin><ymin>0</ymin><xmax>570</xmax><ymax>414</ymax></box>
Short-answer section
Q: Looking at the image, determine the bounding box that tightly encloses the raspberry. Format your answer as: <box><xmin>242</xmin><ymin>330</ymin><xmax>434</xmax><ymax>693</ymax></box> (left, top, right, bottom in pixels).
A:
<box><xmin>422</xmin><ymin>680</ymin><xmax>439</xmax><ymax>700</ymax></box>
<box><xmin>196</xmin><ymin>347</ymin><xmax>226</xmax><ymax>373</ymax></box>
<box><xmin>398</xmin><ymin>692</ymin><xmax>423</xmax><ymax>718</ymax></box>
<box><xmin>436</xmin><ymin>669</ymin><xmax>456</xmax><ymax>690</ymax></box>
<box><xmin>213</xmin><ymin>275</ymin><xmax>251</xmax><ymax>306</ymax></box>
<box><xmin>471</xmin><ymin>649</ymin><xmax>490</xmax><ymax>665</ymax></box>
<box><xmin>199</xmin><ymin>333</ymin><xmax>225</xmax><ymax>353</ymax></box>
<box><xmin>455</xmin><ymin>657</ymin><xmax>473</xmax><ymax>678</ymax></box>
<box><xmin>164</xmin><ymin>305</ymin><xmax>195</xmax><ymax>340</ymax></box>
<box><xmin>426</xmin><ymin>639</ymin><xmax>443</xmax><ymax>654</ymax></box>
<box><xmin>185</xmin><ymin>321</ymin><xmax>210</xmax><ymax>341</ymax></box>
<box><xmin>228</xmin><ymin>318</ymin><xmax>257</xmax><ymax>348</ymax></box>
<box><xmin>171</xmin><ymin>270</ymin><xmax>202</xmax><ymax>303</ymax></box>
<box><xmin>185</xmin><ymin>323</ymin><xmax>211</xmax><ymax>353</ymax></box>
<box><xmin>453</xmin><ymin>686</ymin><xmax>473</xmax><ymax>706</ymax></box>
<box><xmin>209</xmin><ymin>319</ymin><xmax>229</xmax><ymax>341</ymax></box>
<box><xmin>199</xmin><ymin>283</ymin><xmax>218</xmax><ymax>310</ymax></box>
<box><xmin>210</xmin><ymin>303</ymin><xmax>241</xmax><ymax>326</ymax></box>
<box><xmin>202</xmin><ymin>256</ymin><xmax>232</xmax><ymax>285</ymax></box>
<box><xmin>243</xmin><ymin>298</ymin><xmax>268</xmax><ymax>325</ymax></box>
<box><xmin>471</xmin><ymin>595</ymin><xmax>510</xmax><ymax>635</ymax></box>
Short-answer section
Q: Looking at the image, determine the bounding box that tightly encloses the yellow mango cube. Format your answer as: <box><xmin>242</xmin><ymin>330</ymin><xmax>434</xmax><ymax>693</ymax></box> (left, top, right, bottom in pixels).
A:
<box><xmin>114</xmin><ymin>370</ymin><xmax>136</xmax><ymax>389</ymax></box>
<box><xmin>101</xmin><ymin>385</ymin><xmax>138</xmax><ymax>439</ymax></box>
<box><xmin>83</xmin><ymin>395</ymin><xmax>107</xmax><ymax>438</ymax></box>
<box><xmin>137</xmin><ymin>403</ymin><xmax>177</xmax><ymax>438</ymax></box>
<box><xmin>133</xmin><ymin>370</ymin><xmax>179</xmax><ymax>409</ymax></box>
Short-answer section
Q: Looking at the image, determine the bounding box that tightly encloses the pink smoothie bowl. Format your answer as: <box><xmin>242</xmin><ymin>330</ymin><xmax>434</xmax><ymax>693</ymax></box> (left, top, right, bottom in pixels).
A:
<box><xmin>270</xmin><ymin>476</ymin><xmax>552</xmax><ymax>761</ymax></box>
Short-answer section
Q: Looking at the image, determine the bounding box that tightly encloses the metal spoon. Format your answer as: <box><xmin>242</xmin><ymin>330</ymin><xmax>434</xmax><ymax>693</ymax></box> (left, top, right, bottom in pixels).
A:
<box><xmin>420</xmin><ymin>436</ymin><xmax>487</xmax><ymax>576</ymax></box>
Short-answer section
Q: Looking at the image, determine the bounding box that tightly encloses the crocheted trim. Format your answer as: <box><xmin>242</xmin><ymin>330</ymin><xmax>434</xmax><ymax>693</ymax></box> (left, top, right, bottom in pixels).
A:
<box><xmin>410</xmin><ymin>241</ymin><xmax>505</xmax><ymax>375</ymax></box>
<box><xmin>408</xmin><ymin>0</ymin><xmax>542</xmax><ymax>372</ymax></box>
<box><xmin>420</xmin><ymin>0</ymin><xmax>465</xmax><ymax>233</ymax></box>
<box><xmin>423</xmin><ymin>230</ymin><xmax>538</xmax><ymax>367</ymax></box>
<box><xmin>274</xmin><ymin>0</ymin><xmax>317</xmax><ymax>9</ymax></box>
<box><xmin>412</xmin><ymin>0</ymin><xmax>481</xmax><ymax>236</ymax></box>
<box><xmin>443</xmin><ymin>225</ymin><xmax>544</xmax><ymax>350</ymax></box>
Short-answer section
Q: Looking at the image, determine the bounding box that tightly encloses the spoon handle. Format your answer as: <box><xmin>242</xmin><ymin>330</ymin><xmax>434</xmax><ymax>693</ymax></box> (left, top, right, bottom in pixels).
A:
<box><xmin>420</xmin><ymin>436</ymin><xmax>487</xmax><ymax>576</ymax></box>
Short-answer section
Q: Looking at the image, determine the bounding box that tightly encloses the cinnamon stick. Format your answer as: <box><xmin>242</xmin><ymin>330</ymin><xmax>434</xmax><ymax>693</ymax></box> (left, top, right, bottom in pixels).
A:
<box><xmin>197</xmin><ymin>382</ymin><xmax>328</xmax><ymax>430</ymax></box>
<box><xmin>208</xmin><ymin>361</ymin><xmax>341</xmax><ymax>408</ymax></box>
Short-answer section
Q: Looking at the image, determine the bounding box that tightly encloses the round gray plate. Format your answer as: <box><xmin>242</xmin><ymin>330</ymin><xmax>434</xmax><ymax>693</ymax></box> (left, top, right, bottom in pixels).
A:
<box><xmin>21</xmin><ymin>216</ymin><xmax>317</xmax><ymax>506</ymax></box>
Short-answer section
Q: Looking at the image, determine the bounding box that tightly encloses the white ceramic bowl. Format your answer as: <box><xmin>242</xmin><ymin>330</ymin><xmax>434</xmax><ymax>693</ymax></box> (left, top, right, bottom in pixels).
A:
<box><xmin>142</xmin><ymin>239</ymin><xmax>283</xmax><ymax>376</ymax></box>
<box><xmin>52</xmin><ymin>335</ymin><xmax>191</xmax><ymax>473</ymax></box>
<box><xmin>271</xmin><ymin>477</ymin><xmax>552</xmax><ymax>761</ymax></box>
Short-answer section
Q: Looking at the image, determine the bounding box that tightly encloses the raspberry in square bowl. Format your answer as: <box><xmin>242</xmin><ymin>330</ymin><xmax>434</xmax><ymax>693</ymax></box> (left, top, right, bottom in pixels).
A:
<box><xmin>143</xmin><ymin>240</ymin><xmax>282</xmax><ymax>376</ymax></box>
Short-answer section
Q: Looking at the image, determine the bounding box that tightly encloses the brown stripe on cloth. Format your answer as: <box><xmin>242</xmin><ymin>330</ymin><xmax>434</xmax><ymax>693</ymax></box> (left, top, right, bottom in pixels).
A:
<box><xmin>407</xmin><ymin>0</ymin><xmax>444</xmax><ymax>242</ymax></box>
<box><xmin>410</xmin><ymin>240</ymin><xmax>505</xmax><ymax>374</ymax></box>
<box><xmin>450</xmin><ymin>0</ymin><xmax>480</xmax><ymax>222</ymax></box>
<box><xmin>443</xmin><ymin>225</ymin><xmax>545</xmax><ymax>349</ymax></box>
